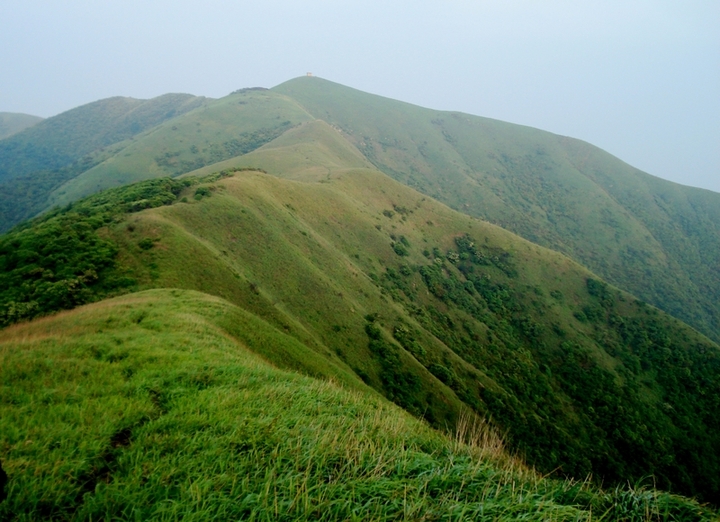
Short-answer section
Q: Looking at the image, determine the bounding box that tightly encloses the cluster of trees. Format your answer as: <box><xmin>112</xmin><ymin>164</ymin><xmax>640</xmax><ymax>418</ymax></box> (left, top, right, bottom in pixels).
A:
<box><xmin>364</xmin><ymin>316</ymin><xmax>422</xmax><ymax>414</ymax></box>
<box><xmin>0</xmin><ymin>178</ymin><xmax>188</xmax><ymax>326</ymax></box>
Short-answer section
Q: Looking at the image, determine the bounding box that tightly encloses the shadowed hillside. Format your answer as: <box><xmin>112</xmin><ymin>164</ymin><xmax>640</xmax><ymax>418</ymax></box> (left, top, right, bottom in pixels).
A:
<box><xmin>0</xmin><ymin>94</ymin><xmax>207</xmax><ymax>232</ymax></box>
<box><xmin>46</xmin><ymin>88</ymin><xmax>315</xmax><ymax>208</ymax></box>
<box><xmin>2</xmin><ymin>169</ymin><xmax>719</xmax><ymax>504</ymax></box>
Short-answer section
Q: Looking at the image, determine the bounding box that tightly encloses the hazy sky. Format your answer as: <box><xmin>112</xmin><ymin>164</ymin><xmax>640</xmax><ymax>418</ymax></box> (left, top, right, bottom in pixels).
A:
<box><xmin>1</xmin><ymin>1</ymin><xmax>718</xmax><ymax>192</ymax></box>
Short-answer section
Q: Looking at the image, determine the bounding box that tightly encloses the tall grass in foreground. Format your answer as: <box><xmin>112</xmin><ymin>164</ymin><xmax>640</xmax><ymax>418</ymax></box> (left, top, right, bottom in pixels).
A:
<box><xmin>0</xmin><ymin>290</ymin><xmax>715</xmax><ymax>520</ymax></box>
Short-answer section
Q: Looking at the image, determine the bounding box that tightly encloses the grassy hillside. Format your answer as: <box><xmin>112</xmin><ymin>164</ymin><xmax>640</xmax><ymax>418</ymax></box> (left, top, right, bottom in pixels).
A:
<box><xmin>272</xmin><ymin>77</ymin><xmax>720</xmax><ymax>345</ymax></box>
<box><xmin>47</xmin><ymin>88</ymin><xmax>315</xmax><ymax>207</ymax></box>
<box><xmin>2</xmin><ymin>170</ymin><xmax>719</xmax><ymax>505</ymax></box>
<box><xmin>3</xmin><ymin>78</ymin><xmax>718</xmax><ymax>349</ymax></box>
<box><xmin>188</xmin><ymin>119</ymin><xmax>375</xmax><ymax>181</ymax></box>
<box><xmin>0</xmin><ymin>112</ymin><xmax>42</xmax><ymax>140</ymax></box>
<box><xmin>3</xmin><ymin>290</ymin><xmax>714</xmax><ymax>520</ymax></box>
<box><xmin>0</xmin><ymin>94</ymin><xmax>206</xmax><ymax>232</ymax></box>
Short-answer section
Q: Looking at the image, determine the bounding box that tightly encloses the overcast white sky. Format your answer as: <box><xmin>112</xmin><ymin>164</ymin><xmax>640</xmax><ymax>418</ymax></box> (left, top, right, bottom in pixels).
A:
<box><xmin>1</xmin><ymin>0</ymin><xmax>718</xmax><ymax>192</ymax></box>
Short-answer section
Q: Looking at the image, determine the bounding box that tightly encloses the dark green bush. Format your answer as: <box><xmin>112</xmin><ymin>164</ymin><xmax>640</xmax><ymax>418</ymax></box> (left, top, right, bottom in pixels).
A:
<box><xmin>138</xmin><ymin>238</ymin><xmax>155</xmax><ymax>250</ymax></box>
<box><xmin>427</xmin><ymin>363</ymin><xmax>455</xmax><ymax>386</ymax></box>
<box><xmin>392</xmin><ymin>242</ymin><xmax>409</xmax><ymax>256</ymax></box>
<box><xmin>194</xmin><ymin>186</ymin><xmax>211</xmax><ymax>200</ymax></box>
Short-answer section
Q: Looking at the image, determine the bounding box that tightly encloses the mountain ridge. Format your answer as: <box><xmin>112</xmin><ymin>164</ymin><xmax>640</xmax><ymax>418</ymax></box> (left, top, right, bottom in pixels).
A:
<box><xmin>2</xmin><ymin>77</ymin><xmax>720</xmax><ymax>505</ymax></box>
<box><xmin>5</xmin><ymin>288</ymin><xmax>716</xmax><ymax>519</ymax></box>
<box><xmin>1</xmin><ymin>76</ymin><xmax>718</xmax><ymax>346</ymax></box>
<box><xmin>46</xmin><ymin>89</ymin><xmax>315</xmax><ymax>207</ymax></box>
<box><xmin>0</xmin><ymin>93</ymin><xmax>208</xmax><ymax>232</ymax></box>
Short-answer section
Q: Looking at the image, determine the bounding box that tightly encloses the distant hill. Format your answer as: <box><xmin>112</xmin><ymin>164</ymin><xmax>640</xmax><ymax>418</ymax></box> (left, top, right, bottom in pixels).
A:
<box><xmin>2</xmin><ymin>167</ymin><xmax>720</xmax><ymax>504</ymax></box>
<box><xmin>0</xmin><ymin>112</ymin><xmax>42</xmax><ymax>140</ymax></box>
<box><xmin>0</xmin><ymin>94</ymin><xmax>207</xmax><ymax>232</ymax></box>
<box><xmin>45</xmin><ymin>88</ymin><xmax>314</xmax><ymax>208</ymax></box>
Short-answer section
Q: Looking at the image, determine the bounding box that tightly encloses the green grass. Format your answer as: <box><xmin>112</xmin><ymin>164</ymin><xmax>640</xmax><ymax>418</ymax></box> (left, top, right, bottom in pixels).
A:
<box><xmin>186</xmin><ymin>119</ymin><xmax>374</xmax><ymax>181</ymax></box>
<box><xmin>1</xmin><ymin>289</ymin><xmax>715</xmax><ymax>520</ymax></box>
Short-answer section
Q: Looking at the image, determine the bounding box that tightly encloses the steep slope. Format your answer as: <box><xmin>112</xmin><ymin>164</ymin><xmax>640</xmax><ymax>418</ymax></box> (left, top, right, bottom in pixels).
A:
<box><xmin>272</xmin><ymin>77</ymin><xmax>720</xmax><ymax>344</ymax></box>
<box><xmin>2</xmin><ymin>171</ymin><xmax>719</xmax><ymax>503</ymax></box>
<box><xmin>4</xmin><ymin>290</ymin><xmax>713</xmax><ymax>520</ymax></box>
<box><xmin>0</xmin><ymin>112</ymin><xmax>42</xmax><ymax>140</ymax></box>
<box><xmin>47</xmin><ymin>88</ymin><xmax>315</xmax><ymax>207</ymax></box>
<box><xmin>0</xmin><ymin>94</ymin><xmax>206</xmax><ymax>232</ymax></box>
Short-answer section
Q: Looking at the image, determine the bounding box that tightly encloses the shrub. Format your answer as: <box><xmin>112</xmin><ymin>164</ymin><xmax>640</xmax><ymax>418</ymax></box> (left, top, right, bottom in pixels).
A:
<box><xmin>194</xmin><ymin>186</ymin><xmax>211</xmax><ymax>200</ymax></box>
<box><xmin>428</xmin><ymin>363</ymin><xmax>455</xmax><ymax>386</ymax></box>
<box><xmin>138</xmin><ymin>238</ymin><xmax>155</xmax><ymax>250</ymax></box>
<box><xmin>393</xmin><ymin>242</ymin><xmax>409</xmax><ymax>257</ymax></box>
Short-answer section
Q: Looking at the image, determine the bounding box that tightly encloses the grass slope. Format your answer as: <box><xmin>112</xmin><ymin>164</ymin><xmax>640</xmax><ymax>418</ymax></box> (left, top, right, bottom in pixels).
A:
<box><xmin>48</xmin><ymin>89</ymin><xmax>315</xmax><ymax>207</ymax></box>
<box><xmin>1</xmin><ymin>289</ymin><xmax>715</xmax><ymax>520</ymax></box>
<box><xmin>0</xmin><ymin>94</ymin><xmax>206</xmax><ymax>232</ymax></box>
<box><xmin>188</xmin><ymin>119</ymin><xmax>374</xmax><ymax>181</ymax></box>
<box><xmin>2</xmin><ymin>171</ymin><xmax>719</xmax><ymax>504</ymax></box>
<box><xmin>272</xmin><ymin>77</ymin><xmax>720</xmax><ymax>344</ymax></box>
<box><xmin>0</xmin><ymin>112</ymin><xmax>42</xmax><ymax>140</ymax></box>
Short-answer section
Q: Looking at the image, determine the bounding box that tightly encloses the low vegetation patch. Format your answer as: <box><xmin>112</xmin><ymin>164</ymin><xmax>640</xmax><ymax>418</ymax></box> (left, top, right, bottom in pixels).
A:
<box><xmin>0</xmin><ymin>170</ymin><xmax>252</xmax><ymax>327</ymax></box>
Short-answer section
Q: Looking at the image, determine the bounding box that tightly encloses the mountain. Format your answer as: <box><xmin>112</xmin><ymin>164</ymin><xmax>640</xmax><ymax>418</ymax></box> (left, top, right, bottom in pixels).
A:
<box><xmin>2</xmin><ymin>289</ymin><xmax>713</xmax><ymax>520</ymax></box>
<box><xmin>2</xmin><ymin>77</ymin><xmax>720</xmax><ymax>511</ymax></box>
<box><xmin>46</xmin><ymin>88</ymin><xmax>314</xmax><ymax>208</ymax></box>
<box><xmin>0</xmin><ymin>112</ymin><xmax>42</xmax><ymax>140</ymax></box>
<box><xmin>2</xmin><ymin>166</ymin><xmax>719</xmax><ymax>506</ymax></box>
<box><xmin>4</xmin><ymin>77</ymin><xmax>716</xmax><ymax>350</ymax></box>
<box><xmin>0</xmin><ymin>94</ymin><xmax>207</xmax><ymax>232</ymax></box>
<box><xmin>270</xmin><ymin>77</ymin><xmax>720</xmax><ymax>346</ymax></box>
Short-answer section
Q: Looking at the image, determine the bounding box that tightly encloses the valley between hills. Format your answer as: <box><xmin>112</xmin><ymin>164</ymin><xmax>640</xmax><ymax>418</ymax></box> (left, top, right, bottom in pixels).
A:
<box><xmin>1</xmin><ymin>77</ymin><xmax>719</xmax><ymax>520</ymax></box>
